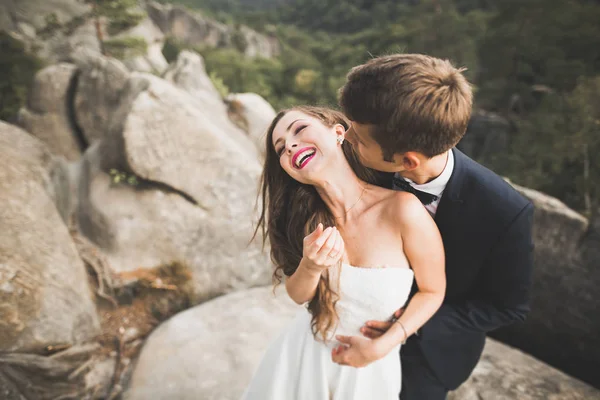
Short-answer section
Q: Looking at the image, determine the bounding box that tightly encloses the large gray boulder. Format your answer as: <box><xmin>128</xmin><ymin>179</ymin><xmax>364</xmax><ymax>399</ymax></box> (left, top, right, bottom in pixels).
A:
<box><xmin>72</xmin><ymin>48</ymin><xmax>142</xmax><ymax>145</ymax></box>
<box><xmin>0</xmin><ymin>0</ymin><xmax>100</xmax><ymax>62</ymax></box>
<box><xmin>0</xmin><ymin>121</ymin><xmax>100</xmax><ymax>352</ymax></box>
<box><xmin>75</xmin><ymin>53</ymin><xmax>271</xmax><ymax>303</ymax></box>
<box><xmin>226</xmin><ymin>92</ymin><xmax>276</xmax><ymax>155</ymax></box>
<box><xmin>113</xmin><ymin>17</ymin><xmax>169</xmax><ymax>75</ymax></box>
<box><xmin>448</xmin><ymin>340</ymin><xmax>600</xmax><ymax>400</ymax></box>
<box><xmin>0</xmin><ymin>0</ymin><xmax>89</xmax><ymax>34</ymax></box>
<box><xmin>162</xmin><ymin>50</ymin><xmax>261</xmax><ymax>158</ymax></box>
<box><xmin>163</xmin><ymin>50</ymin><xmax>223</xmax><ymax>110</ymax></box>
<box><xmin>72</xmin><ymin>49</ymin><xmax>258</xmax><ymax>158</ymax></box>
<box><xmin>17</xmin><ymin>63</ymin><xmax>82</xmax><ymax>161</ymax></box>
<box><xmin>146</xmin><ymin>1</ymin><xmax>279</xmax><ymax>59</ymax></box>
<box><xmin>239</xmin><ymin>25</ymin><xmax>280</xmax><ymax>59</ymax></box>
<box><xmin>125</xmin><ymin>286</ymin><xmax>300</xmax><ymax>400</ymax></box>
<box><xmin>125</xmin><ymin>286</ymin><xmax>599</xmax><ymax>400</ymax></box>
<box><xmin>1</xmin><ymin>0</ymin><xmax>162</xmax><ymax>74</ymax></box>
<box><xmin>492</xmin><ymin>183</ymin><xmax>600</xmax><ymax>388</ymax></box>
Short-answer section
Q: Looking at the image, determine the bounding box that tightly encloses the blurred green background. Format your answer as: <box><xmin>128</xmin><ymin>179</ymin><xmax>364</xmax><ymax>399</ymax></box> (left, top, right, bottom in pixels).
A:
<box><xmin>3</xmin><ymin>0</ymin><xmax>600</xmax><ymax>214</ymax></box>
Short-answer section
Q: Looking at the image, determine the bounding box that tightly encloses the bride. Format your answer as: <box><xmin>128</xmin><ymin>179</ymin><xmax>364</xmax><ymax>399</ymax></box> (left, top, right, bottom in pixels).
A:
<box><xmin>243</xmin><ymin>106</ymin><xmax>445</xmax><ymax>399</ymax></box>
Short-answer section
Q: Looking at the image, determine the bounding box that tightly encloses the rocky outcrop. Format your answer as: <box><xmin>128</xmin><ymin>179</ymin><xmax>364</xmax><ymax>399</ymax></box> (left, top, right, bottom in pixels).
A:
<box><xmin>492</xmin><ymin>183</ymin><xmax>600</xmax><ymax>388</ymax></box>
<box><xmin>0</xmin><ymin>343</ymin><xmax>116</xmax><ymax>400</ymax></box>
<box><xmin>0</xmin><ymin>0</ymin><xmax>100</xmax><ymax>62</ymax></box>
<box><xmin>125</xmin><ymin>286</ymin><xmax>299</xmax><ymax>400</ymax></box>
<box><xmin>163</xmin><ymin>50</ymin><xmax>223</xmax><ymax>109</ymax></box>
<box><xmin>458</xmin><ymin>109</ymin><xmax>510</xmax><ymax>166</ymax></box>
<box><xmin>146</xmin><ymin>1</ymin><xmax>280</xmax><ymax>59</ymax></box>
<box><xmin>0</xmin><ymin>121</ymin><xmax>100</xmax><ymax>352</ymax></box>
<box><xmin>125</xmin><ymin>285</ymin><xmax>600</xmax><ymax>400</ymax></box>
<box><xmin>74</xmin><ymin>51</ymin><xmax>271</xmax><ymax>304</ymax></box>
<box><xmin>163</xmin><ymin>51</ymin><xmax>261</xmax><ymax>158</ymax></box>
<box><xmin>1</xmin><ymin>0</ymin><xmax>277</xmax><ymax>82</ymax></box>
<box><xmin>0</xmin><ymin>0</ymin><xmax>90</xmax><ymax>35</ymax></box>
<box><xmin>0</xmin><ymin>0</ymin><xmax>165</xmax><ymax>74</ymax></box>
<box><xmin>448</xmin><ymin>340</ymin><xmax>600</xmax><ymax>400</ymax></box>
<box><xmin>226</xmin><ymin>92</ymin><xmax>276</xmax><ymax>154</ymax></box>
<box><xmin>113</xmin><ymin>17</ymin><xmax>169</xmax><ymax>75</ymax></box>
<box><xmin>72</xmin><ymin>48</ymin><xmax>146</xmax><ymax>146</ymax></box>
<box><xmin>17</xmin><ymin>63</ymin><xmax>82</xmax><ymax>161</ymax></box>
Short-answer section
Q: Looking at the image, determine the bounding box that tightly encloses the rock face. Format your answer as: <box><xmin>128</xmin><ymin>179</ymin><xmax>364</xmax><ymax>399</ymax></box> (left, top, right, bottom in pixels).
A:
<box><xmin>2</xmin><ymin>0</ymin><xmax>277</xmax><ymax>81</ymax></box>
<box><xmin>491</xmin><ymin>183</ymin><xmax>600</xmax><ymax>388</ymax></box>
<box><xmin>146</xmin><ymin>1</ymin><xmax>280</xmax><ymax>59</ymax></box>
<box><xmin>163</xmin><ymin>51</ymin><xmax>261</xmax><ymax>158</ymax></box>
<box><xmin>125</xmin><ymin>286</ymin><xmax>300</xmax><ymax>400</ymax></box>
<box><xmin>448</xmin><ymin>340</ymin><xmax>600</xmax><ymax>400</ymax></box>
<box><xmin>0</xmin><ymin>0</ymin><xmax>164</xmax><ymax>74</ymax></box>
<box><xmin>17</xmin><ymin>63</ymin><xmax>82</xmax><ymax>161</ymax></box>
<box><xmin>163</xmin><ymin>50</ymin><xmax>223</xmax><ymax>110</ymax></box>
<box><xmin>0</xmin><ymin>0</ymin><xmax>90</xmax><ymax>34</ymax></box>
<box><xmin>0</xmin><ymin>121</ymin><xmax>100</xmax><ymax>352</ymax></box>
<box><xmin>114</xmin><ymin>17</ymin><xmax>169</xmax><ymax>75</ymax></box>
<box><xmin>72</xmin><ymin>48</ymin><xmax>143</xmax><ymax>146</ymax></box>
<box><xmin>125</xmin><ymin>286</ymin><xmax>600</xmax><ymax>400</ymax></box>
<box><xmin>0</xmin><ymin>0</ymin><xmax>100</xmax><ymax>62</ymax></box>
<box><xmin>458</xmin><ymin>109</ymin><xmax>510</xmax><ymax>166</ymax></box>
<box><xmin>226</xmin><ymin>92</ymin><xmax>276</xmax><ymax>154</ymax></box>
<box><xmin>74</xmin><ymin>51</ymin><xmax>271</xmax><ymax>303</ymax></box>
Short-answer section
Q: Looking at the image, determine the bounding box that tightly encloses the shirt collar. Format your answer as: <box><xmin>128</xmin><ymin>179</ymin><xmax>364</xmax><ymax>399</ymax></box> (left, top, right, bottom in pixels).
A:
<box><xmin>395</xmin><ymin>150</ymin><xmax>454</xmax><ymax>197</ymax></box>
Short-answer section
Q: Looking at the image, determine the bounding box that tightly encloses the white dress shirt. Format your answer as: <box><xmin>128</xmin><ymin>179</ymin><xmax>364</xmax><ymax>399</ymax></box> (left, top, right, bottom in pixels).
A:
<box><xmin>393</xmin><ymin>150</ymin><xmax>455</xmax><ymax>217</ymax></box>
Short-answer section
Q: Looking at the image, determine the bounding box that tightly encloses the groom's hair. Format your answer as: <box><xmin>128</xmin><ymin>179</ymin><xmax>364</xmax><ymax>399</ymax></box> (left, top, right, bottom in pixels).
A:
<box><xmin>339</xmin><ymin>53</ymin><xmax>472</xmax><ymax>161</ymax></box>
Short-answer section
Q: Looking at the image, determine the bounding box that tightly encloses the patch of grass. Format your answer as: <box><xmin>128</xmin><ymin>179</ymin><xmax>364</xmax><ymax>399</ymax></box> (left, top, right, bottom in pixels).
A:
<box><xmin>109</xmin><ymin>168</ymin><xmax>140</xmax><ymax>186</ymax></box>
<box><xmin>103</xmin><ymin>36</ymin><xmax>148</xmax><ymax>60</ymax></box>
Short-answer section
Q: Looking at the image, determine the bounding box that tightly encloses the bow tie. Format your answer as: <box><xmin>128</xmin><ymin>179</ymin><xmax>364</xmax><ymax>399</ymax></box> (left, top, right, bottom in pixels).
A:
<box><xmin>392</xmin><ymin>177</ymin><xmax>438</xmax><ymax>205</ymax></box>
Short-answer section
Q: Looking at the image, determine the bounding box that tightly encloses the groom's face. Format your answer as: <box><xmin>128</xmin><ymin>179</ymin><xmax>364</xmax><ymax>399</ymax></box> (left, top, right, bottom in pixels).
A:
<box><xmin>346</xmin><ymin>121</ymin><xmax>402</xmax><ymax>173</ymax></box>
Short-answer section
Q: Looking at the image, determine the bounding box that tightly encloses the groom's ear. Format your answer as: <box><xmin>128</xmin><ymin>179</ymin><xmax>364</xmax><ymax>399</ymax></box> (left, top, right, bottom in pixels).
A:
<box><xmin>401</xmin><ymin>152</ymin><xmax>421</xmax><ymax>171</ymax></box>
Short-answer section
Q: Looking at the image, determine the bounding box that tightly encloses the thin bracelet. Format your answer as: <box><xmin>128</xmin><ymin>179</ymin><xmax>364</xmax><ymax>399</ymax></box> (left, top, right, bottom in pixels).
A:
<box><xmin>395</xmin><ymin>320</ymin><xmax>409</xmax><ymax>345</ymax></box>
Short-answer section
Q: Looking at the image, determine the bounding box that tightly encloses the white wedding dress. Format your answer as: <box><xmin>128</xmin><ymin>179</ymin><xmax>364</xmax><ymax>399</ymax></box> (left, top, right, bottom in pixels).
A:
<box><xmin>242</xmin><ymin>263</ymin><xmax>414</xmax><ymax>400</ymax></box>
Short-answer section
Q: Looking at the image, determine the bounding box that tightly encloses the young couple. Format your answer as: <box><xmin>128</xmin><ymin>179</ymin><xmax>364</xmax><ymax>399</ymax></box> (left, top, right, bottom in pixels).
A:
<box><xmin>243</xmin><ymin>54</ymin><xmax>534</xmax><ymax>400</ymax></box>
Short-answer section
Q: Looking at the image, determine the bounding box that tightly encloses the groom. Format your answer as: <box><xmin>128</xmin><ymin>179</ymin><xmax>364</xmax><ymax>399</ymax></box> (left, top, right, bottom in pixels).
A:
<box><xmin>336</xmin><ymin>54</ymin><xmax>534</xmax><ymax>399</ymax></box>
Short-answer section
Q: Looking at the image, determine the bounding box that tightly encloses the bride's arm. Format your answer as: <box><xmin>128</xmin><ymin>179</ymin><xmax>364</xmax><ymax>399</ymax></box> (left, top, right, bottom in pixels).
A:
<box><xmin>286</xmin><ymin>224</ymin><xmax>345</xmax><ymax>304</ymax></box>
<box><xmin>374</xmin><ymin>193</ymin><xmax>446</xmax><ymax>350</ymax></box>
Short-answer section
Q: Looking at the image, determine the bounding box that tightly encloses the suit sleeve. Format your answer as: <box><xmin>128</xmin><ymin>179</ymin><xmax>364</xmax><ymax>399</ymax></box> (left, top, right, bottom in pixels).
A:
<box><xmin>421</xmin><ymin>202</ymin><xmax>535</xmax><ymax>337</ymax></box>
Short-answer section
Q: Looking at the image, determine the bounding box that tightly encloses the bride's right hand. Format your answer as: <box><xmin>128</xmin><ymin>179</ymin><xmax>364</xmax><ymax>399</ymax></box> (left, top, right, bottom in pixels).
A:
<box><xmin>302</xmin><ymin>223</ymin><xmax>345</xmax><ymax>274</ymax></box>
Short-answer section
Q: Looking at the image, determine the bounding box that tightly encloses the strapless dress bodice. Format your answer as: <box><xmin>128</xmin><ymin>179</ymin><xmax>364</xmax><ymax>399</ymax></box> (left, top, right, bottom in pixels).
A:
<box><xmin>330</xmin><ymin>263</ymin><xmax>414</xmax><ymax>339</ymax></box>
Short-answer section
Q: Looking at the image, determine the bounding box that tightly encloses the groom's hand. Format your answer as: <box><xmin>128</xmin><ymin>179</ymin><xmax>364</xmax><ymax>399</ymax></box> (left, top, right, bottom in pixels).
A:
<box><xmin>360</xmin><ymin>308</ymin><xmax>405</xmax><ymax>339</ymax></box>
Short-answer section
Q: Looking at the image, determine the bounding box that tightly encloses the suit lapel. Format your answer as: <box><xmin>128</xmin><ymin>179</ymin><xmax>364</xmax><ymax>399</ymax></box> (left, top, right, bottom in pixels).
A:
<box><xmin>435</xmin><ymin>148</ymin><xmax>468</xmax><ymax>252</ymax></box>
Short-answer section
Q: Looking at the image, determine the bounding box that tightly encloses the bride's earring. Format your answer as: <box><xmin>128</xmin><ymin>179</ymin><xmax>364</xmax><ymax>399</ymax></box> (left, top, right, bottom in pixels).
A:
<box><xmin>337</xmin><ymin>136</ymin><xmax>345</xmax><ymax>145</ymax></box>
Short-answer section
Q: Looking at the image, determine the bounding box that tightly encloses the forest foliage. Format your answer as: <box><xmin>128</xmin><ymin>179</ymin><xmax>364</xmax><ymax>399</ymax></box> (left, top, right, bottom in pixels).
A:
<box><xmin>1</xmin><ymin>0</ymin><xmax>598</xmax><ymax>213</ymax></box>
<box><xmin>161</xmin><ymin>0</ymin><xmax>600</xmax><ymax>214</ymax></box>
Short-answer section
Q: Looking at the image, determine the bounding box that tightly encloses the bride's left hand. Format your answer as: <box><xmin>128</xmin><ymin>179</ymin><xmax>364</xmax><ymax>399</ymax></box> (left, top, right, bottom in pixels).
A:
<box><xmin>331</xmin><ymin>335</ymin><xmax>386</xmax><ymax>368</ymax></box>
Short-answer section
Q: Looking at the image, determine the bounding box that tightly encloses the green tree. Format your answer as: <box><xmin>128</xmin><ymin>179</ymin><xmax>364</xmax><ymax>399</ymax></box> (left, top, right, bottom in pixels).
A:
<box><xmin>478</xmin><ymin>0</ymin><xmax>600</xmax><ymax>111</ymax></box>
<box><xmin>156</xmin><ymin>0</ymin><xmax>600</xmax><ymax>213</ymax></box>
<box><xmin>0</xmin><ymin>31</ymin><xmax>45</xmax><ymax>122</ymax></box>
<box><xmin>83</xmin><ymin>0</ymin><xmax>146</xmax><ymax>54</ymax></box>
<box><xmin>565</xmin><ymin>76</ymin><xmax>600</xmax><ymax>215</ymax></box>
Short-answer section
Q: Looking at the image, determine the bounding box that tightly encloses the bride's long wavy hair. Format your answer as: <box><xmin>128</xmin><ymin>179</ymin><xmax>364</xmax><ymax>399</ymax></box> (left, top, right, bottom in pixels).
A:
<box><xmin>254</xmin><ymin>106</ymin><xmax>384</xmax><ymax>340</ymax></box>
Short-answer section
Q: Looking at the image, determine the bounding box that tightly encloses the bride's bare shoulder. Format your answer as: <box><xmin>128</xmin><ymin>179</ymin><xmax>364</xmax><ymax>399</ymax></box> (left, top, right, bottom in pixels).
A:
<box><xmin>382</xmin><ymin>190</ymin><xmax>431</xmax><ymax>227</ymax></box>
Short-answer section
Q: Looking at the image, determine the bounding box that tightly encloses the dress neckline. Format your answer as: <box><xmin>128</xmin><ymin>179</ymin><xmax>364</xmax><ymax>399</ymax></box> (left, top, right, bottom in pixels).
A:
<box><xmin>341</xmin><ymin>262</ymin><xmax>413</xmax><ymax>273</ymax></box>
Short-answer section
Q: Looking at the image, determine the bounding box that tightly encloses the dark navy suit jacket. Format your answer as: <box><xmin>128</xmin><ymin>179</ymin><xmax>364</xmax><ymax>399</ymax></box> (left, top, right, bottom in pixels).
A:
<box><xmin>394</xmin><ymin>148</ymin><xmax>535</xmax><ymax>389</ymax></box>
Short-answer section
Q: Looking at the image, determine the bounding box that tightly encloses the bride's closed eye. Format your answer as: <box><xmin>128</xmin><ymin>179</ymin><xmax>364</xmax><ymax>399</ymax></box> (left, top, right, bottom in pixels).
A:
<box><xmin>295</xmin><ymin>124</ymin><xmax>307</xmax><ymax>134</ymax></box>
<box><xmin>275</xmin><ymin>125</ymin><xmax>308</xmax><ymax>157</ymax></box>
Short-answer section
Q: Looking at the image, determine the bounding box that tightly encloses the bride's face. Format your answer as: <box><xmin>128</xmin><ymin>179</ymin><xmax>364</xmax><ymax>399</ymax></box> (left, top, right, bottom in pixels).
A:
<box><xmin>271</xmin><ymin>110</ymin><xmax>345</xmax><ymax>185</ymax></box>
